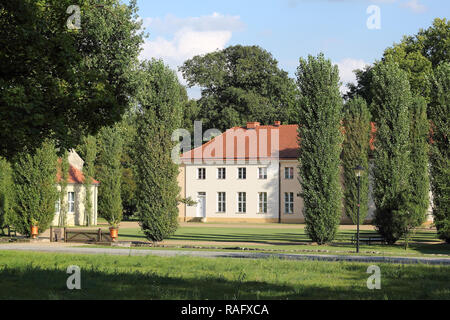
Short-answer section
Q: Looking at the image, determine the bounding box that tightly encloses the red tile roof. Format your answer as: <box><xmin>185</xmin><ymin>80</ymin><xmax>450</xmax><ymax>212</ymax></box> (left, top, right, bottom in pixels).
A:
<box><xmin>181</xmin><ymin>121</ymin><xmax>377</xmax><ymax>162</ymax></box>
<box><xmin>56</xmin><ymin>160</ymin><xmax>99</xmax><ymax>184</ymax></box>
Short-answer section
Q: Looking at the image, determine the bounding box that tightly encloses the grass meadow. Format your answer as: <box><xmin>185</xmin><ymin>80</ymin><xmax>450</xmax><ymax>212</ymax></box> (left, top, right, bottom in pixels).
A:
<box><xmin>0</xmin><ymin>250</ymin><xmax>449</xmax><ymax>300</ymax></box>
<box><xmin>117</xmin><ymin>225</ymin><xmax>450</xmax><ymax>257</ymax></box>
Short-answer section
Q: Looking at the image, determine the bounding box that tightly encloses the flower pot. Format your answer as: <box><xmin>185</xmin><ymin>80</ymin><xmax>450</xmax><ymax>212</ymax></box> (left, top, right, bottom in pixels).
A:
<box><xmin>31</xmin><ymin>225</ymin><xmax>39</xmax><ymax>239</ymax></box>
<box><xmin>109</xmin><ymin>227</ymin><xmax>118</xmax><ymax>242</ymax></box>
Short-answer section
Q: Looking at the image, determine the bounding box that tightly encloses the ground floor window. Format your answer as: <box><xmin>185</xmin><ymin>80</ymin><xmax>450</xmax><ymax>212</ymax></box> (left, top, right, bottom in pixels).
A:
<box><xmin>285</xmin><ymin>192</ymin><xmax>294</xmax><ymax>214</ymax></box>
<box><xmin>55</xmin><ymin>198</ymin><xmax>60</xmax><ymax>214</ymax></box>
<box><xmin>68</xmin><ymin>192</ymin><xmax>75</xmax><ymax>213</ymax></box>
<box><xmin>217</xmin><ymin>192</ymin><xmax>226</xmax><ymax>213</ymax></box>
<box><xmin>237</xmin><ymin>192</ymin><xmax>246</xmax><ymax>213</ymax></box>
<box><xmin>258</xmin><ymin>192</ymin><xmax>268</xmax><ymax>213</ymax></box>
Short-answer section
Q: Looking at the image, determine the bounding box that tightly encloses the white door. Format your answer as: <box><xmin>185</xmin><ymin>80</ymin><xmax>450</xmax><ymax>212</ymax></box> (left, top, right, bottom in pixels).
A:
<box><xmin>196</xmin><ymin>193</ymin><xmax>206</xmax><ymax>218</ymax></box>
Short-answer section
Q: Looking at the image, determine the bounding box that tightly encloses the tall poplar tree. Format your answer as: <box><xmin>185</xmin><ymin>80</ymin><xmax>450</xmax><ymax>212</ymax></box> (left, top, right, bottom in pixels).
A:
<box><xmin>429</xmin><ymin>63</ymin><xmax>450</xmax><ymax>243</ymax></box>
<box><xmin>134</xmin><ymin>59</ymin><xmax>183</xmax><ymax>242</ymax></box>
<box><xmin>342</xmin><ymin>96</ymin><xmax>371</xmax><ymax>224</ymax></box>
<box><xmin>96</xmin><ymin>126</ymin><xmax>123</xmax><ymax>228</ymax></box>
<box><xmin>409</xmin><ymin>96</ymin><xmax>430</xmax><ymax>227</ymax></box>
<box><xmin>295</xmin><ymin>53</ymin><xmax>344</xmax><ymax>244</ymax></box>
<box><xmin>11</xmin><ymin>140</ymin><xmax>59</xmax><ymax>236</ymax></box>
<box><xmin>81</xmin><ymin>136</ymin><xmax>97</xmax><ymax>226</ymax></box>
<box><xmin>0</xmin><ymin>157</ymin><xmax>13</xmax><ymax>228</ymax></box>
<box><xmin>371</xmin><ymin>62</ymin><xmax>413</xmax><ymax>244</ymax></box>
<box><xmin>58</xmin><ymin>151</ymin><xmax>69</xmax><ymax>227</ymax></box>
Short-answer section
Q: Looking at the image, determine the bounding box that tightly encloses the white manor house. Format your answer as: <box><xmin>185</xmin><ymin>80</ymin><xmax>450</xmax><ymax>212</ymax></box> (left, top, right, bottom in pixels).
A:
<box><xmin>177</xmin><ymin>121</ymin><xmax>433</xmax><ymax>224</ymax></box>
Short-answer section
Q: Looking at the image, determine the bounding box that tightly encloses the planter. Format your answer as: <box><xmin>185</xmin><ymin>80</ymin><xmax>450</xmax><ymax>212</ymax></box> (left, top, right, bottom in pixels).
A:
<box><xmin>31</xmin><ymin>226</ymin><xmax>39</xmax><ymax>239</ymax></box>
<box><xmin>109</xmin><ymin>227</ymin><xmax>119</xmax><ymax>242</ymax></box>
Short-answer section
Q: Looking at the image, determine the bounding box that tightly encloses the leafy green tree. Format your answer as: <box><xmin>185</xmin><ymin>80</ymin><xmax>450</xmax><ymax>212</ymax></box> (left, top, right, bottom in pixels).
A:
<box><xmin>408</xmin><ymin>96</ymin><xmax>430</xmax><ymax>227</ymax></box>
<box><xmin>295</xmin><ymin>53</ymin><xmax>343</xmax><ymax>245</ymax></box>
<box><xmin>429</xmin><ymin>63</ymin><xmax>450</xmax><ymax>243</ymax></box>
<box><xmin>117</xmin><ymin>113</ymin><xmax>138</xmax><ymax>219</ymax></box>
<box><xmin>134</xmin><ymin>60</ymin><xmax>183</xmax><ymax>242</ymax></box>
<box><xmin>180</xmin><ymin>45</ymin><xmax>298</xmax><ymax>132</ymax></box>
<box><xmin>0</xmin><ymin>0</ymin><xmax>144</xmax><ymax>160</ymax></box>
<box><xmin>58</xmin><ymin>151</ymin><xmax>69</xmax><ymax>227</ymax></box>
<box><xmin>371</xmin><ymin>62</ymin><xmax>413</xmax><ymax>244</ymax></box>
<box><xmin>81</xmin><ymin>135</ymin><xmax>97</xmax><ymax>226</ymax></box>
<box><xmin>342</xmin><ymin>97</ymin><xmax>371</xmax><ymax>224</ymax></box>
<box><xmin>0</xmin><ymin>157</ymin><xmax>14</xmax><ymax>228</ymax></box>
<box><xmin>10</xmin><ymin>140</ymin><xmax>59</xmax><ymax>236</ymax></box>
<box><xmin>346</xmin><ymin>18</ymin><xmax>449</xmax><ymax>109</ymax></box>
<box><xmin>96</xmin><ymin>126</ymin><xmax>123</xmax><ymax>228</ymax></box>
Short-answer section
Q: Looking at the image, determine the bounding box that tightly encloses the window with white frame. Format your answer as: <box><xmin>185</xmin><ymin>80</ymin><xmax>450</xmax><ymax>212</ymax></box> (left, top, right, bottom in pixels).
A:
<box><xmin>237</xmin><ymin>192</ymin><xmax>246</xmax><ymax>213</ymax></box>
<box><xmin>258</xmin><ymin>167</ymin><xmax>267</xmax><ymax>180</ymax></box>
<box><xmin>68</xmin><ymin>192</ymin><xmax>75</xmax><ymax>213</ymax></box>
<box><xmin>217</xmin><ymin>192</ymin><xmax>226</xmax><ymax>213</ymax></box>
<box><xmin>217</xmin><ymin>168</ymin><xmax>226</xmax><ymax>180</ymax></box>
<box><xmin>55</xmin><ymin>198</ymin><xmax>60</xmax><ymax>214</ymax></box>
<box><xmin>198</xmin><ymin>168</ymin><xmax>206</xmax><ymax>180</ymax></box>
<box><xmin>285</xmin><ymin>192</ymin><xmax>294</xmax><ymax>214</ymax></box>
<box><xmin>258</xmin><ymin>192</ymin><xmax>268</xmax><ymax>214</ymax></box>
<box><xmin>238</xmin><ymin>168</ymin><xmax>246</xmax><ymax>180</ymax></box>
<box><xmin>285</xmin><ymin>167</ymin><xmax>294</xmax><ymax>180</ymax></box>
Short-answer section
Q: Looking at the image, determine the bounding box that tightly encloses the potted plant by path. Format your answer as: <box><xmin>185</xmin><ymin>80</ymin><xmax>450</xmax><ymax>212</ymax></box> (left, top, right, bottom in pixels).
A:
<box><xmin>30</xmin><ymin>219</ymin><xmax>39</xmax><ymax>239</ymax></box>
<box><xmin>109</xmin><ymin>220</ymin><xmax>120</xmax><ymax>242</ymax></box>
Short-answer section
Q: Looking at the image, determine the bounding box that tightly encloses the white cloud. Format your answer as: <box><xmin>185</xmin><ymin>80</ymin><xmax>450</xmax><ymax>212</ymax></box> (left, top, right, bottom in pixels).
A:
<box><xmin>139</xmin><ymin>13</ymin><xmax>244</xmax><ymax>91</ymax></box>
<box><xmin>401</xmin><ymin>0</ymin><xmax>427</xmax><ymax>13</ymax></box>
<box><xmin>142</xmin><ymin>12</ymin><xmax>245</xmax><ymax>34</ymax></box>
<box><xmin>335</xmin><ymin>58</ymin><xmax>370</xmax><ymax>94</ymax></box>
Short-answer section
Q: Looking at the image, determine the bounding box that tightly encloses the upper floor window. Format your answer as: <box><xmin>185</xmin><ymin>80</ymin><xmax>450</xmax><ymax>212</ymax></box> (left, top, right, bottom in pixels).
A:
<box><xmin>258</xmin><ymin>167</ymin><xmax>267</xmax><ymax>180</ymax></box>
<box><xmin>198</xmin><ymin>168</ymin><xmax>206</xmax><ymax>180</ymax></box>
<box><xmin>285</xmin><ymin>192</ymin><xmax>294</xmax><ymax>214</ymax></box>
<box><xmin>217</xmin><ymin>168</ymin><xmax>226</xmax><ymax>180</ymax></box>
<box><xmin>285</xmin><ymin>167</ymin><xmax>294</xmax><ymax>180</ymax></box>
<box><xmin>238</xmin><ymin>168</ymin><xmax>247</xmax><ymax>180</ymax></box>
<box><xmin>68</xmin><ymin>192</ymin><xmax>75</xmax><ymax>213</ymax></box>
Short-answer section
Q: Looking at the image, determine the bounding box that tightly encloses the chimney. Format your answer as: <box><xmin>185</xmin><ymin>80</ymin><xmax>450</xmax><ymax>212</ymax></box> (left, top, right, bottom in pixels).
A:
<box><xmin>247</xmin><ymin>122</ymin><xmax>260</xmax><ymax>129</ymax></box>
<box><xmin>274</xmin><ymin>121</ymin><xmax>281</xmax><ymax>126</ymax></box>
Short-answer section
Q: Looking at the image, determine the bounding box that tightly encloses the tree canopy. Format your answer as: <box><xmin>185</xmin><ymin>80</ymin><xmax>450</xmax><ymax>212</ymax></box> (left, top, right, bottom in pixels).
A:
<box><xmin>180</xmin><ymin>45</ymin><xmax>298</xmax><ymax>132</ymax></box>
<box><xmin>0</xmin><ymin>0</ymin><xmax>144</xmax><ymax>159</ymax></box>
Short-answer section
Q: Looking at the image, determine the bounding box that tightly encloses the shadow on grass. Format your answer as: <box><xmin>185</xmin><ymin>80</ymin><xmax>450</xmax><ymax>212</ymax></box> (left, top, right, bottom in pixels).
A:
<box><xmin>1</xmin><ymin>264</ymin><xmax>448</xmax><ymax>300</ymax></box>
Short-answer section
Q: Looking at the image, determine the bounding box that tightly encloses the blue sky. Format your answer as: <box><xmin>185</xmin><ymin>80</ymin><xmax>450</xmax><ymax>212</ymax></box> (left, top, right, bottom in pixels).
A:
<box><xmin>135</xmin><ymin>0</ymin><xmax>449</xmax><ymax>97</ymax></box>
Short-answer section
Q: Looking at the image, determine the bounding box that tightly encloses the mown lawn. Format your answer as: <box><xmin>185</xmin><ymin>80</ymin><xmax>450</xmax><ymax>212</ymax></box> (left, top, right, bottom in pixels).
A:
<box><xmin>0</xmin><ymin>251</ymin><xmax>449</xmax><ymax>300</ymax></box>
<box><xmin>117</xmin><ymin>225</ymin><xmax>450</xmax><ymax>257</ymax></box>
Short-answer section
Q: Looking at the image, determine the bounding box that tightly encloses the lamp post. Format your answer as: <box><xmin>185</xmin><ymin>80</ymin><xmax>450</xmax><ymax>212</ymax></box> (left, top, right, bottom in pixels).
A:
<box><xmin>354</xmin><ymin>165</ymin><xmax>364</xmax><ymax>254</ymax></box>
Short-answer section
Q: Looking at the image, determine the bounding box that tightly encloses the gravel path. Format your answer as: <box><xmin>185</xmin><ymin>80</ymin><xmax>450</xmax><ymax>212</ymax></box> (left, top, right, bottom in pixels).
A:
<box><xmin>1</xmin><ymin>243</ymin><xmax>449</xmax><ymax>265</ymax></box>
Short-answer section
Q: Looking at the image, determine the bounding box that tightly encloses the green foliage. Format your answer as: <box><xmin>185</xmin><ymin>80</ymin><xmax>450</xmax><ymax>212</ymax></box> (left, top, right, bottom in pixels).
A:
<box><xmin>117</xmin><ymin>113</ymin><xmax>138</xmax><ymax>219</ymax></box>
<box><xmin>346</xmin><ymin>18</ymin><xmax>449</xmax><ymax>108</ymax></box>
<box><xmin>134</xmin><ymin>59</ymin><xmax>183</xmax><ymax>242</ymax></box>
<box><xmin>370</xmin><ymin>62</ymin><xmax>413</xmax><ymax>244</ymax></box>
<box><xmin>429</xmin><ymin>63</ymin><xmax>450</xmax><ymax>243</ymax></box>
<box><xmin>0</xmin><ymin>0</ymin><xmax>144</xmax><ymax>160</ymax></box>
<box><xmin>10</xmin><ymin>141</ymin><xmax>59</xmax><ymax>235</ymax></box>
<box><xmin>180</xmin><ymin>45</ymin><xmax>299</xmax><ymax>132</ymax></box>
<box><xmin>342</xmin><ymin>97</ymin><xmax>371</xmax><ymax>224</ymax></box>
<box><xmin>295</xmin><ymin>53</ymin><xmax>343</xmax><ymax>245</ymax></box>
<box><xmin>58</xmin><ymin>151</ymin><xmax>69</xmax><ymax>227</ymax></box>
<box><xmin>96</xmin><ymin>127</ymin><xmax>123</xmax><ymax>227</ymax></box>
<box><xmin>408</xmin><ymin>96</ymin><xmax>430</xmax><ymax>227</ymax></box>
<box><xmin>0</xmin><ymin>157</ymin><xmax>14</xmax><ymax>227</ymax></box>
<box><xmin>81</xmin><ymin>135</ymin><xmax>97</xmax><ymax>226</ymax></box>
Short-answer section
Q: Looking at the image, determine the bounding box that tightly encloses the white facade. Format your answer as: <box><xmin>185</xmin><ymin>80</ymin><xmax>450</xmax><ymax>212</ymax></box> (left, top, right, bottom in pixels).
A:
<box><xmin>52</xmin><ymin>183</ymin><xmax>99</xmax><ymax>226</ymax></box>
<box><xmin>184</xmin><ymin>162</ymin><xmax>280</xmax><ymax>222</ymax></box>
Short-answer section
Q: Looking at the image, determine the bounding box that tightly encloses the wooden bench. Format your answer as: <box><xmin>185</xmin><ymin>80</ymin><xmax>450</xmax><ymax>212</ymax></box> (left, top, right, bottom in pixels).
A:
<box><xmin>1</xmin><ymin>225</ymin><xmax>17</xmax><ymax>237</ymax></box>
<box><xmin>352</xmin><ymin>233</ymin><xmax>386</xmax><ymax>245</ymax></box>
<box><xmin>64</xmin><ymin>228</ymin><xmax>113</xmax><ymax>243</ymax></box>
